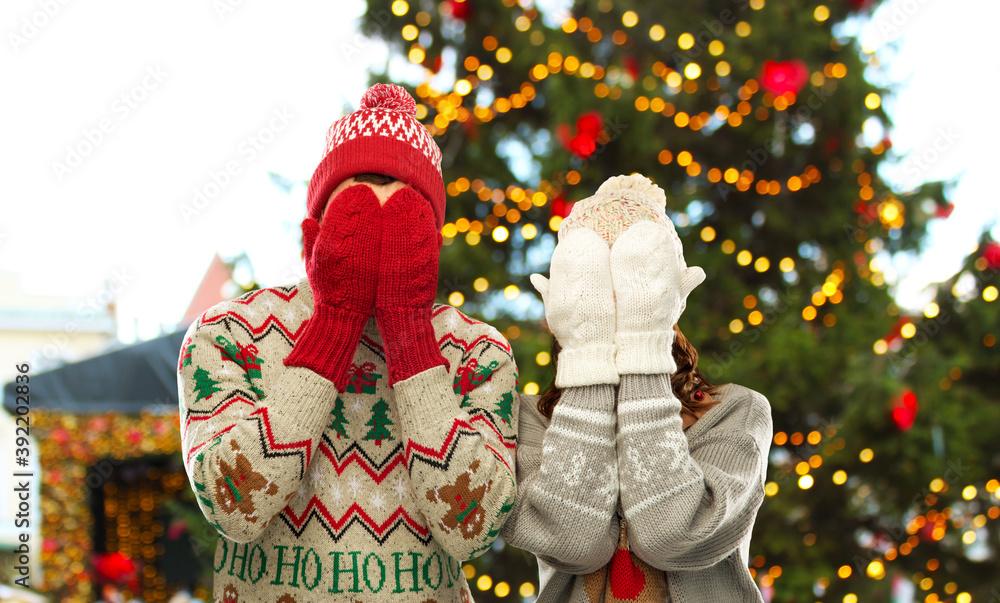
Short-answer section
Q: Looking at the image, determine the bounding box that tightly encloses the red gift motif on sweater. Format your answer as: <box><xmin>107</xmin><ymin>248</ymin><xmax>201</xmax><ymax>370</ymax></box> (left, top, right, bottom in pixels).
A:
<box><xmin>453</xmin><ymin>359</ymin><xmax>499</xmax><ymax>407</ymax></box>
<box><xmin>179</xmin><ymin>336</ymin><xmax>194</xmax><ymax>371</ymax></box>
<box><xmin>346</xmin><ymin>361</ymin><xmax>382</xmax><ymax>395</ymax></box>
<box><xmin>214</xmin><ymin>335</ymin><xmax>266</xmax><ymax>399</ymax></box>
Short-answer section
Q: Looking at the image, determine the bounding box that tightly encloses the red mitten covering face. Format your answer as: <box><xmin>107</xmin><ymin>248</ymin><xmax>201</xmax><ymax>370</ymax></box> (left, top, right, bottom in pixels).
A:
<box><xmin>375</xmin><ymin>187</ymin><xmax>449</xmax><ymax>385</ymax></box>
<box><xmin>302</xmin><ymin>184</ymin><xmax>381</xmax><ymax>311</ymax></box>
<box><xmin>284</xmin><ymin>185</ymin><xmax>381</xmax><ymax>390</ymax></box>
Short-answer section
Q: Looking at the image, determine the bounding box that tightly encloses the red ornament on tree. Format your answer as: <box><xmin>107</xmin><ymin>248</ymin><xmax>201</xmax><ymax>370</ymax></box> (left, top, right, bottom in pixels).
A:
<box><xmin>550</xmin><ymin>193</ymin><xmax>575</xmax><ymax>218</ymax></box>
<box><xmin>934</xmin><ymin>203</ymin><xmax>954</xmax><ymax>219</ymax></box>
<box><xmin>52</xmin><ymin>428</ymin><xmax>70</xmax><ymax>445</ymax></box>
<box><xmin>576</xmin><ymin>111</ymin><xmax>603</xmax><ymax>138</ymax></box>
<box><xmin>423</xmin><ymin>54</ymin><xmax>443</xmax><ymax>74</ymax></box>
<box><xmin>759</xmin><ymin>59</ymin><xmax>809</xmax><ymax>96</ymax></box>
<box><xmin>569</xmin><ymin>134</ymin><xmax>597</xmax><ymax>158</ymax></box>
<box><xmin>981</xmin><ymin>241</ymin><xmax>1000</xmax><ymax>269</ymax></box>
<box><xmin>446</xmin><ymin>0</ymin><xmax>471</xmax><ymax>21</ymax></box>
<box><xmin>883</xmin><ymin>316</ymin><xmax>912</xmax><ymax>348</ymax></box>
<box><xmin>890</xmin><ymin>388</ymin><xmax>918</xmax><ymax>431</ymax></box>
<box><xmin>92</xmin><ymin>551</ymin><xmax>140</xmax><ymax>590</ymax></box>
<box><xmin>847</xmin><ymin>0</ymin><xmax>876</xmax><ymax>10</ymax></box>
<box><xmin>560</xmin><ymin>111</ymin><xmax>604</xmax><ymax>159</ymax></box>
<box><xmin>167</xmin><ymin>519</ymin><xmax>188</xmax><ymax>540</ymax></box>
<box><xmin>623</xmin><ymin>55</ymin><xmax>640</xmax><ymax>81</ymax></box>
<box><xmin>462</xmin><ymin>118</ymin><xmax>479</xmax><ymax>141</ymax></box>
<box><xmin>825</xmin><ymin>138</ymin><xmax>839</xmax><ymax>153</ymax></box>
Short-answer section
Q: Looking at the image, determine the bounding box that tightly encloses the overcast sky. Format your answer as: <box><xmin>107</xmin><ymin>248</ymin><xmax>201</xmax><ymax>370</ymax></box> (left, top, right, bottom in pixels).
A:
<box><xmin>2</xmin><ymin>0</ymin><xmax>996</xmax><ymax>344</ymax></box>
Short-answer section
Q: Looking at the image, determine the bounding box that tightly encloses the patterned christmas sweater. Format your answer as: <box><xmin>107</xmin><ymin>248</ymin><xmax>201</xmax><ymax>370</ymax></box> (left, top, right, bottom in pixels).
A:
<box><xmin>176</xmin><ymin>278</ymin><xmax>519</xmax><ymax>603</ymax></box>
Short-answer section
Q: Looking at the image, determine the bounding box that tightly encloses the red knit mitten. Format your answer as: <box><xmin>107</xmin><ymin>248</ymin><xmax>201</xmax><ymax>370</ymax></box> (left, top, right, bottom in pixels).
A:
<box><xmin>375</xmin><ymin>187</ymin><xmax>449</xmax><ymax>386</ymax></box>
<box><xmin>284</xmin><ymin>185</ymin><xmax>380</xmax><ymax>390</ymax></box>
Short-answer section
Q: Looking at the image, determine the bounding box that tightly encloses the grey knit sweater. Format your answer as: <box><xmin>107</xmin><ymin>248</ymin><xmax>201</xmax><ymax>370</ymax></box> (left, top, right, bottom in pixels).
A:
<box><xmin>501</xmin><ymin>374</ymin><xmax>772</xmax><ymax>602</ymax></box>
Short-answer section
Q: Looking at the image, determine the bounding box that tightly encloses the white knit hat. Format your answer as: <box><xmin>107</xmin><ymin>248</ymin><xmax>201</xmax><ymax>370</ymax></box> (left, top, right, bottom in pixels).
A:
<box><xmin>558</xmin><ymin>173</ymin><xmax>697</xmax><ymax>312</ymax></box>
<box><xmin>557</xmin><ymin>174</ymin><xmax>673</xmax><ymax>246</ymax></box>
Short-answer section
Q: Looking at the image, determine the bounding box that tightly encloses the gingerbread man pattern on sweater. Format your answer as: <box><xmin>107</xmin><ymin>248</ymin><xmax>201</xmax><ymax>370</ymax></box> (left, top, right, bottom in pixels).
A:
<box><xmin>177</xmin><ymin>278</ymin><xmax>518</xmax><ymax>603</ymax></box>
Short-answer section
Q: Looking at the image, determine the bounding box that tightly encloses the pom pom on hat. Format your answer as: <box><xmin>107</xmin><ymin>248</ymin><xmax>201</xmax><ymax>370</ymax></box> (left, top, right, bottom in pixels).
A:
<box><xmin>360</xmin><ymin>83</ymin><xmax>418</xmax><ymax>115</ymax></box>
<box><xmin>558</xmin><ymin>174</ymin><xmax>671</xmax><ymax>246</ymax></box>
<box><xmin>595</xmin><ymin>174</ymin><xmax>666</xmax><ymax>210</ymax></box>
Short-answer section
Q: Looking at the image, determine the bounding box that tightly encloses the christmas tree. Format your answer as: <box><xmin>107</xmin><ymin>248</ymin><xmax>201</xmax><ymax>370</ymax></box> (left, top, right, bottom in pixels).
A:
<box><xmin>191</xmin><ymin>366</ymin><xmax>222</xmax><ymax>403</ymax></box>
<box><xmin>364</xmin><ymin>399</ymin><xmax>395</xmax><ymax>445</ymax></box>
<box><xmin>329</xmin><ymin>396</ymin><xmax>350</xmax><ymax>439</ymax></box>
<box><xmin>360</xmin><ymin>0</ymin><xmax>998</xmax><ymax>601</ymax></box>
<box><xmin>495</xmin><ymin>391</ymin><xmax>514</xmax><ymax>426</ymax></box>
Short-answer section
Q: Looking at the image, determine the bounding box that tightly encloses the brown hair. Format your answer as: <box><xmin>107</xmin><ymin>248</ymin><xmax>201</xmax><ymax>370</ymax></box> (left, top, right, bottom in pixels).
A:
<box><xmin>536</xmin><ymin>325</ymin><xmax>723</xmax><ymax>420</ymax></box>
<box><xmin>352</xmin><ymin>173</ymin><xmax>397</xmax><ymax>185</ymax></box>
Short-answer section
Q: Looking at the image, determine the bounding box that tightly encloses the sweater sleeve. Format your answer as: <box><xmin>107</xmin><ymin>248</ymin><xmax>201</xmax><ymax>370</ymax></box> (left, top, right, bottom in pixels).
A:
<box><xmin>391</xmin><ymin>334</ymin><xmax>519</xmax><ymax>563</ymax></box>
<box><xmin>500</xmin><ymin>386</ymin><xmax>620</xmax><ymax>575</ymax></box>
<box><xmin>177</xmin><ymin>314</ymin><xmax>339</xmax><ymax>544</ymax></box>
<box><xmin>616</xmin><ymin>373</ymin><xmax>770</xmax><ymax>571</ymax></box>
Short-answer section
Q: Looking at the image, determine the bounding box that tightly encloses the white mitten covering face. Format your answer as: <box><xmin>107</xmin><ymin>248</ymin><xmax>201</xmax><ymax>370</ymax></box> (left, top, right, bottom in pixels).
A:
<box><xmin>530</xmin><ymin>227</ymin><xmax>619</xmax><ymax>388</ymax></box>
<box><xmin>610</xmin><ymin>221</ymin><xmax>706</xmax><ymax>375</ymax></box>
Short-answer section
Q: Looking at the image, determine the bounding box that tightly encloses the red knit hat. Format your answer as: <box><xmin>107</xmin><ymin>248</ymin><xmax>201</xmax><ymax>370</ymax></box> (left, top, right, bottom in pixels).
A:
<box><xmin>306</xmin><ymin>83</ymin><xmax>445</xmax><ymax>227</ymax></box>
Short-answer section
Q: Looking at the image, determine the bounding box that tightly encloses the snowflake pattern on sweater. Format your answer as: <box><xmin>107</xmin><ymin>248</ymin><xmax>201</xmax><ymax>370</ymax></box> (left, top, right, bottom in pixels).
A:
<box><xmin>177</xmin><ymin>279</ymin><xmax>518</xmax><ymax>602</ymax></box>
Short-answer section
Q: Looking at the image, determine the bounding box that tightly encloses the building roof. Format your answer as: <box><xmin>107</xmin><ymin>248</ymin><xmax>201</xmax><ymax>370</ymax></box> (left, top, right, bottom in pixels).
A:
<box><xmin>2</xmin><ymin>330</ymin><xmax>187</xmax><ymax>414</ymax></box>
<box><xmin>180</xmin><ymin>253</ymin><xmax>233</xmax><ymax>326</ymax></box>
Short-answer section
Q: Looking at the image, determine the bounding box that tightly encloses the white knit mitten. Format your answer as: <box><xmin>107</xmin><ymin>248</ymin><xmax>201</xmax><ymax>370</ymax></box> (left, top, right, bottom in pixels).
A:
<box><xmin>530</xmin><ymin>227</ymin><xmax>618</xmax><ymax>388</ymax></box>
<box><xmin>610</xmin><ymin>221</ymin><xmax>706</xmax><ymax>374</ymax></box>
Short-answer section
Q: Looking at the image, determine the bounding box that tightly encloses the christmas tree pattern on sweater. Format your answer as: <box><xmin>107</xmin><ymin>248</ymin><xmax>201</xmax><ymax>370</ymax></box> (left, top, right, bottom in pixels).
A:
<box><xmin>177</xmin><ymin>279</ymin><xmax>517</xmax><ymax>602</ymax></box>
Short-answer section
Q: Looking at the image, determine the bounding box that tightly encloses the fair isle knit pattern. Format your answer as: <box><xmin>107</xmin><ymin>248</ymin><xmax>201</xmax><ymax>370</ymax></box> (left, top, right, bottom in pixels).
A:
<box><xmin>177</xmin><ymin>278</ymin><xmax>518</xmax><ymax>603</ymax></box>
<box><xmin>324</xmin><ymin>88</ymin><xmax>441</xmax><ymax>171</ymax></box>
<box><xmin>502</xmin><ymin>377</ymin><xmax>772</xmax><ymax>603</ymax></box>
<box><xmin>306</xmin><ymin>84</ymin><xmax>446</xmax><ymax>229</ymax></box>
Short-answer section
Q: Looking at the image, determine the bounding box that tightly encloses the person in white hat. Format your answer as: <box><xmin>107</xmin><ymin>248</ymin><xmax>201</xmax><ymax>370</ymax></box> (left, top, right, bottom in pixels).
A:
<box><xmin>502</xmin><ymin>174</ymin><xmax>773</xmax><ymax>602</ymax></box>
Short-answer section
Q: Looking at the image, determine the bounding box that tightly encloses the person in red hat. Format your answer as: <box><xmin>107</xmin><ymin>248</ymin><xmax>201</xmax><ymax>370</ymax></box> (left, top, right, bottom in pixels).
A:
<box><xmin>177</xmin><ymin>83</ymin><xmax>518</xmax><ymax>602</ymax></box>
